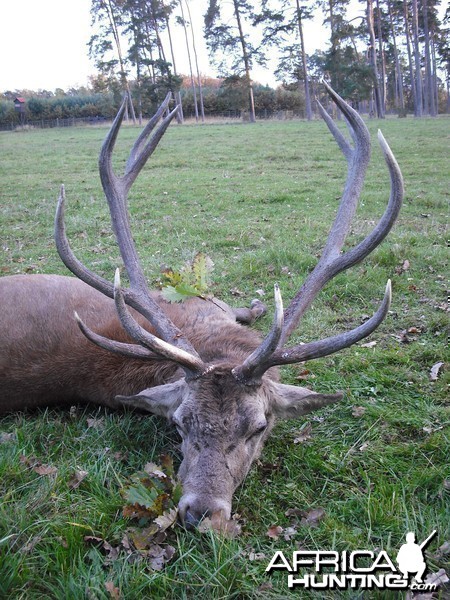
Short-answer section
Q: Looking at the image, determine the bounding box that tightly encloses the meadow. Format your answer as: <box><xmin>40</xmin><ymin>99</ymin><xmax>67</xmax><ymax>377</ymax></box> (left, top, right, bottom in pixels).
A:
<box><xmin>0</xmin><ymin>111</ymin><xmax>448</xmax><ymax>599</ymax></box>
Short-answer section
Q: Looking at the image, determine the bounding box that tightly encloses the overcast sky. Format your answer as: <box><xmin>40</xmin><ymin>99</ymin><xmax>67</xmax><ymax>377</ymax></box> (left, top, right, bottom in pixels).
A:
<box><xmin>2</xmin><ymin>0</ymin><xmax>366</xmax><ymax>92</ymax></box>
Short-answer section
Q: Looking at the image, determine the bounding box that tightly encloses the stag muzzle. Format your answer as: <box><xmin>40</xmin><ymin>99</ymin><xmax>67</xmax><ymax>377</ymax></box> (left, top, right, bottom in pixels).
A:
<box><xmin>178</xmin><ymin>493</ymin><xmax>232</xmax><ymax>528</ymax></box>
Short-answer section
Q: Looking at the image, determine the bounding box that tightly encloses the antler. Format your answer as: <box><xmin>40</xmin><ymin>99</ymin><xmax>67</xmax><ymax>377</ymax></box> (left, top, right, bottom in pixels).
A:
<box><xmin>55</xmin><ymin>94</ymin><xmax>207</xmax><ymax>376</ymax></box>
<box><xmin>233</xmin><ymin>82</ymin><xmax>403</xmax><ymax>384</ymax></box>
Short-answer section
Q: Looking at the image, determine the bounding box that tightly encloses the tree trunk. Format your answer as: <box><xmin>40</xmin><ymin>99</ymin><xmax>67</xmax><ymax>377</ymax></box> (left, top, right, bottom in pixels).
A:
<box><xmin>296</xmin><ymin>0</ymin><xmax>312</xmax><ymax>120</ymax></box>
<box><xmin>232</xmin><ymin>0</ymin><xmax>256</xmax><ymax>123</ymax></box>
<box><xmin>165</xmin><ymin>8</ymin><xmax>184</xmax><ymax>123</ymax></box>
<box><xmin>179</xmin><ymin>0</ymin><xmax>199</xmax><ymax>121</ymax></box>
<box><xmin>376</xmin><ymin>0</ymin><xmax>386</xmax><ymax>113</ymax></box>
<box><xmin>185</xmin><ymin>0</ymin><xmax>205</xmax><ymax>122</ymax></box>
<box><xmin>387</xmin><ymin>0</ymin><xmax>404</xmax><ymax>112</ymax></box>
<box><xmin>411</xmin><ymin>0</ymin><xmax>423</xmax><ymax>116</ymax></box>
<box><xmin>422</xmin><ymin>0</ymin><xmax>437</xmax><ymax>116</ymax></box>
<box><xmin>403</xmin><ymin>2</ymin><xmax>417</xmax><ymax>115</ymax></box>
<box><xmin>367</xmin><ymin>0</ymin><xmax>384</xmax><ymax>118</ymax></box>
<box><xmin>104</xmin><ymin>0</ymin><xmax>136</xmax><ymax>123</ymax></box>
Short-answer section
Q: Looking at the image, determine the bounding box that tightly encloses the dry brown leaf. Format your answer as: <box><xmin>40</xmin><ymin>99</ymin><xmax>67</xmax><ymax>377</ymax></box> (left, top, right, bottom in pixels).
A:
<box><xmin>360</xmin><ymin>341</ymin><xmax>377</xmax><ymax>348</ymax></box>
<box><xmin>68</xmin><ymin>470</ymin><xmax>88</xmax><ymax>490</ymax></box>
<box><xmin>20</xmin><ymin>534</ymin><xmax>43</xmax><ymax>554</ymax></box>
<box><xmin>86</xmin><ymin>417</ymin><xmax>105</xmax><ymax>430</ymax></box>
<box><xmin>105</xmin><ymin>581</ymin><xmax>120</xmax><ymax>600</ymax></box>
<box><xmin>430</xmin><ymin>361</ymin><xmax>444</xmax><ymax>381</ymax></box>
<box><xmin>293</xmin><ymin>422</ymin><xmax>313</xmax><ymax>444</ymax></box>
<box><xmin>352</xmin><ymin>406</ymin><xmax>366</xmax><ymax>417</ymax></box>
<box><xmin>0</xmin><ymin>432</ymin><xmax>17</xmax><ymax>444</ymax></box>
<box><xmin>424</xmin><ymin>567</ymin><xmax>449</xmax><ymax>587</ymax></box>
<box><xmin>154</xmin><ymin>508</ymin><xmax>178</xmax><ymax>533</ymax></box>
<box><xmin>266</xmin><ymin>525</ymin><xmax>283</xmax><ymax>539</ymax></box>
<box><xmin>198</xmin><ymin>512</ymin><xmax>241</xmax><ymax>538</ymax></box>
<box><xmin>148</xmin><ymin>543</ymin><xmax>176</xmax><ymax>571</ymax></box>
<box><xmin>283</xmin><ymin>526</ymin><xmax>297</xmax><ymax>541</ymax></box>
<box><xmin>248</xmin><ymin>551</ymin><xmax>267</xmax><ymax>561</ymax></box>
<box><xmin>34</xmin><ymin>464</ymin><xmax>58</xmax><ymax>476</ymax></box>
<box><xmin>396</xmin><ymin>259</ymin><xmax>410</xmax><ymax>274</ymax></box>
<box><xmin>300</xmin><ymin>507</ymin><xmax>326</xmax><ymax>528</ymax></box>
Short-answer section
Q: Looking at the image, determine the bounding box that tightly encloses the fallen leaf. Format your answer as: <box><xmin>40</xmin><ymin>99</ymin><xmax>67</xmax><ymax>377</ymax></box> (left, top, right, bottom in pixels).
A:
<box><xmin>86</xmin><ymin>417</ymin><xmax>105</xmax><ymax>430</ymax></box>
<box><xmin>430</xmin><ymin>361</ymin><xmax>444</xmax><ymax>381</ymax></box>
<box><xmin>0</xmin><ymin>432</ymin><xmax>17</xmax><ymax>444</ymax></box>
<box><xmin>148</xmin><ymin>543</ymin><xmax>175</xmax><ymax>571</ymax></box>
<box><xmin>283</xmin><ymin>526</ymin><xmax>297</xmax><ymax>541</ymax></box>
<box><xmin>198</xmin><ymin>512</ymin><xmax>241</xmax><ymax>538</ymax></box>
<box><xmin>293</xmin><ymin>422</ymin><xmax>313</xmax><ymax>444</ymax></box>
<box><xmin>154</xmin><ymin>508</ymin><xmax>178</xmax><ymax>533</ymax></box>
<box><xmin>434</xmin><ymin>540</ymin><xmax>450</xmax><ymax>559</ymax></box>
<box><xmin>34</xmin><ymin>464</ymin><xmax>58</xmax><ymax>476</ymax></box>
<box><xmin>285</xmin><ymin>508</ymin><xmax>303</xmax><ymax>519</ymax></box>
<box><xmin>360</xmin><ymin>341</ymin><xmax>377</xmax><ymax>348</ymax></box>
<box><xmin>257</xmin><ymin>582</ymin><xmax>273</xmax><ymax>592</ymax></box>
<box><xmin>300</xmin><ymin>507</ymin><xmax>326</xmax><ymax>528</ymax></box>
<box><xmin>68</xmin><ymin>470</ymin><xmax>88</xmax><ymax>490</ymax></box>
<box><xmin>359</xmin><ymin>442</ymin><xmax>370</xmax><ymax>452</ymax></box>
<box><xmin>266</xmin><ymin>525</ymin><xmax>283</xmax><ymax>539</ymax></box>
<box><xmin>105</xmin><ymin>581</ymin><xmax>120</xmax><ymax>599</ymax></box>
<box><xmin>395</xmin><ymin>259</ymin><xmax>410</xmax><ymax>274</ymax></box>
<box><xmin>424</xmin><ymin>568</ymin><xmax>449</xmax><ymax>587</ymax></box>
<box><xmin>248</xmin><ymin>551</ymin><xmax>266</xmax><ymax>561</ymax></box>
<box><xmin>295</xmin><ymin>369</ymin><xmax>311</xmax><ymax>381</ymax></box>
<box><xmin>84</xmin><ymin>536</ymin><xmax>119</xmax><ymax>563</ymax></box>
<box><xmin>352</xmin><ymin>406</ymin><xmax>366</xmax><ymax>417</ymax></box>
<box><xmin>20</xmin><ymin>535</ymin><xmax>43</xmax><ymax>554</ymax></box>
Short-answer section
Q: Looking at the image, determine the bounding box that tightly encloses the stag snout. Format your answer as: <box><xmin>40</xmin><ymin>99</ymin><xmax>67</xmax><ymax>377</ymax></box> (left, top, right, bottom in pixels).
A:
<box><xmin>178</xmin><ymin>493</ymin><xmax>232</xmax><ymax>528</ymax></box>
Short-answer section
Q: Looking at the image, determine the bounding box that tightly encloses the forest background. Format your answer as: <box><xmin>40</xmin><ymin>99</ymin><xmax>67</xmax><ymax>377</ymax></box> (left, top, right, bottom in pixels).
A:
<box><xmin>1</xmin><ymin>0</ymin><xmax>449</xmax><ymax>126</ymax></box>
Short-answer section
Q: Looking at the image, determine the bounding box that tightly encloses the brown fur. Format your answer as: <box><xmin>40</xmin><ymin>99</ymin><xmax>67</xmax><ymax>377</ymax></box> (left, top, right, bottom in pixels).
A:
<box><xmin>0</xmin><ymin>274</ymin><xmax>264</xmax><ymax>414</ymax></box>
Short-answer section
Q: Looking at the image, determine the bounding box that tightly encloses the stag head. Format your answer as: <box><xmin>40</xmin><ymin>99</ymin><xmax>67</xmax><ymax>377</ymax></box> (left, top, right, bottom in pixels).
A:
<box><xmin>55</xmin><ymin>83</ymin><xmax>403</xmax><ymax>526</ymax></box>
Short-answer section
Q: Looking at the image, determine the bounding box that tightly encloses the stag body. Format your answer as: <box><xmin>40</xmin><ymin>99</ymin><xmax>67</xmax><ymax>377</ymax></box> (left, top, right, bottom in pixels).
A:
<box><xmin>0</xmin><ymin>274</ymin><xmax>265</xmax><ymax>410</ymax></box>
<box><xmin>0</xmin><ymin>84</ymin><xmax>403</xmax><ymax>525</ymax></box>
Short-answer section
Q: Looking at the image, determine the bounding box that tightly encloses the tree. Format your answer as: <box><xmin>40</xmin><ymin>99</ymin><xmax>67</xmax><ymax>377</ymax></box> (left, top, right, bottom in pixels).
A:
<box><xmin>204</xmin><ymin>0</ymin><xmax>265</xmax><ymax>122</ymax></box>
<box><xmin>89</xmin><ymin>0</ymin><xmax>136</xmax><ymax>122</ymax></box>
<box><xmin>367</xmin><ymin>0</ymin><xmax>385</xmax><ymax>117</ymax></box>
<box><xmin>255</xmin><ymin>0</ymin><xmax>314</xmax><ymax>120</ymax></box>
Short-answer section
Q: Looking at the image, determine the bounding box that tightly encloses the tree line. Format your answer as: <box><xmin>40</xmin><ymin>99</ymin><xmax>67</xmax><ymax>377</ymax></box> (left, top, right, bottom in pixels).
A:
<box><xmin>1</xmin><ymin>0</ymin><xmax>448</xmax><ymax>125</ymax></box>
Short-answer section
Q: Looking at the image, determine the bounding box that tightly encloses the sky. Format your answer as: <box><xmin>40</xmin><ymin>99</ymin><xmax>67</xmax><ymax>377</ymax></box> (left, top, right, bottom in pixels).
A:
<box><xmin>0</xmin><ymin>0</ymin><xmax>365</xmax><ymax>92</ymax></box>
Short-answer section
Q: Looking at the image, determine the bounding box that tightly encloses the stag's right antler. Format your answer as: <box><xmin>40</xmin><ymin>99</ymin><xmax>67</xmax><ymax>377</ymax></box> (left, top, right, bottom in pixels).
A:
<box><xmin>55</xmin><ymin>94</ymin><xmax>207</xmax><ymax>377</ymax></box>
<box><xmin>233</xmin><ymin>82</ymin><xmax>403</xmax><ymax>384</ymax></box>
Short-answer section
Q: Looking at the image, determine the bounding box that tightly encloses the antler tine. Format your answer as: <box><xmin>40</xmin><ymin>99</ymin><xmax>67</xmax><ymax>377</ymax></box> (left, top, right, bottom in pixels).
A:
<box><xmin>232</xmin><ymin>284</ymin><xmax>283</xmax><ymax>384</ymax></box>
<box><xmin>74</xmin><ymin>311</ymin><xmax>163</xmax><ymax>361</ymax></box>
<box><xmin>55</xmin><ymin>185</ymin><xmax>114</xmax><ymax>298</ymax></box>
<box><xmin>280</xmin><ymin>81</ymin><xmax>372</xmax><ymax>344</ymax></box>
<box><xmin>316</xmin><ymin>98</ymin><xmax>353</xmax><ymax>161</ymax></box>
<box><xmin>126</xmin><ymin>92</ymin><xmax>172</xmax><ymax>175</ymax></box>
<box><xmin>267</xmin><ymin>280</ymin><xmax>392</xmax><ymax>368</ymax></box>
<box><xmin>235</xmin><ymin>84</ymin><xmax>403</xmax><ymax>383</ymax></box>
<box><xmin>56</xmin><ymin>96</ymin><xmax>202</xmax><ymax>362</ymax></box>
<box><xmin>112</xmin><ymin>269</ymin><xmax>206</xmax><ymax>375</ymax></box>
<box><xmin>97</xmin><ymin>95</ymin><xmax>203</xmax><ymax>357</ymax></box>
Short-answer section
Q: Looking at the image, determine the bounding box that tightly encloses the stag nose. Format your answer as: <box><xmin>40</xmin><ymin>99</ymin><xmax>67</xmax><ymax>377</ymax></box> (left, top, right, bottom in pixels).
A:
<box><xmin>178</xmin><ymin>494</ymin><xmax>231</xmax><ymax>528</ymax></box>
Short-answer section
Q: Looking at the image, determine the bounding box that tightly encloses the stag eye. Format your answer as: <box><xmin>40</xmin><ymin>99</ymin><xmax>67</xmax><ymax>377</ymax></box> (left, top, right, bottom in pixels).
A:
<box><xmin>247</xmin><ymin>423</ymin><xmax>268</xmax><ymax>441</ymax></box>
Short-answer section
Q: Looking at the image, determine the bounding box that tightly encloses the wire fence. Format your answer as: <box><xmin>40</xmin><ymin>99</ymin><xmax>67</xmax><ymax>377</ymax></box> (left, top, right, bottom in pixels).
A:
<box><xmin>0</xmin><ymin>109</ymin><xmax>315</xmax><ymax>131</ymax></box>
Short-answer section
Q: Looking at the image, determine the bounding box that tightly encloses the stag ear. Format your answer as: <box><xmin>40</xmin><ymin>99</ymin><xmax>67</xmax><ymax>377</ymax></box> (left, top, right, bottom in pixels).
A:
<box><xmin>116</xmin><ymin>379</ymin><xmax>188</xmax><ymax>418</ymax></box>
<box><xmin>270</xmin><ymin>381</ymin><xmax>343</xmax><ymax>420</ymax></box>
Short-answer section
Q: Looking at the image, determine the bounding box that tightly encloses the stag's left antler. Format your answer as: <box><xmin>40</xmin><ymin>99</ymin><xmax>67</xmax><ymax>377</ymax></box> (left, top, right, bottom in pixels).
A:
<box><xmin>233</xmin><ymin>81</ymin><xmax>403</xmax><ymax>384</ymax></box>
<box><xmin>55</xmin><ymin>93</ymin><xmax>207</xmax><ymax>377</ymax></box>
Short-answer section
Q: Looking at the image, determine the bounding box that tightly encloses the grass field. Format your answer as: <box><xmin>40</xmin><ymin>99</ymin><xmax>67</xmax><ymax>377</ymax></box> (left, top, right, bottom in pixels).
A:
<box><xmin>0</xmin><ymin>112</ymin><xmax>448</xmax><ymax>599</ymax></box>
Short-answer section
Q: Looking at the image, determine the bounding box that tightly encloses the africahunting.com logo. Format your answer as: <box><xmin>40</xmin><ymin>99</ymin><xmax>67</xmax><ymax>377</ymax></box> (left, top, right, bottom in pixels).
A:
<box><xmin>266</xmin><ymin>530</ymin><xmax>441</xmax><ymax>592</ymax></box>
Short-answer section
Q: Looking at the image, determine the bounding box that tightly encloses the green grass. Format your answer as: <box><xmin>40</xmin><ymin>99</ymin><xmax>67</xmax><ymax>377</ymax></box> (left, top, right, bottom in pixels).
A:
<box><xmin>0</xmin><ymin>115</ymin><xmax>449</xmax><ymax>599</ymax></box>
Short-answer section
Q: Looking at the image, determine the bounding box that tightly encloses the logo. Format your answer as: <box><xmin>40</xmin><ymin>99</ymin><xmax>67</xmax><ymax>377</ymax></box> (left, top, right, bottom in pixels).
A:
<box><xmin>265</xmin><ymin>530</ymin><xmax>438</xmax><ymax>591</ymax></box>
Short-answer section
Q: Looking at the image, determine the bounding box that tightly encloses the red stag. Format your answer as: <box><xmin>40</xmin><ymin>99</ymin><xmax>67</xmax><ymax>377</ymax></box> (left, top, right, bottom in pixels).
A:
<box><xmin>0</xmin><ymin>83</ymin><xmax>403</xmax><ymax>526</ymax></box>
